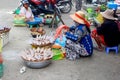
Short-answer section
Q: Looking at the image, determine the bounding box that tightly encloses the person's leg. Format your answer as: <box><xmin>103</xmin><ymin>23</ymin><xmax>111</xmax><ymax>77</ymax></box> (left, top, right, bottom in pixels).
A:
<box><xmin>91</xmin><ymin>29</ymin><xmax>106</xmax><ymax>51</ymax></box>
<box><xmin>92</xmin><ymin>36</ymin><xmax>104</xmax><ymax>50</ymax></box>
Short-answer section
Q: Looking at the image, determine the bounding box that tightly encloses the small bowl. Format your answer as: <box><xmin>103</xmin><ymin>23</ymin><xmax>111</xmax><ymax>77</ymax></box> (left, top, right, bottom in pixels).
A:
<box><xmin>23</xmin><ymin>59</ymin><xmax>52</xmax><ymax>69</ymax></box>
<box><xmin>32</xmin><ymin>35</ymin><xmax>37</xmax><ymax>38</ymax></box>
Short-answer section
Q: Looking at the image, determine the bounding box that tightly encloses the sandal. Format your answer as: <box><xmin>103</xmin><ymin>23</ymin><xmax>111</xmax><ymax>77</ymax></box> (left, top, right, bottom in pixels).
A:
<box><xmin>94</xmin><ymin>47</ymin><xmax>104</xmax><ymax>51</ymax></box>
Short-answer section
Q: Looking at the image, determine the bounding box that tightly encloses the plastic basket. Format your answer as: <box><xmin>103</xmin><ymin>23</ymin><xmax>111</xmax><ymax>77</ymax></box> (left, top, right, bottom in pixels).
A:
<box><xmin>1</xmin><ymin>32</ymin><xmax>9</xmax><ymax>47</ymax></box>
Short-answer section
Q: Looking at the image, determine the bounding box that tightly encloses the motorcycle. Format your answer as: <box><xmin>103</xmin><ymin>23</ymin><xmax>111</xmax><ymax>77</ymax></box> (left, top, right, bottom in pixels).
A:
<box><xmin>14</xmin><ymin>0</ymin><xmax>72</xmax><ymax>16</ymax></box>
<box><xmin>29</xmin><ymin>0</ymin><xmax>72</xmax><ymax>15</ymax></box>
<box><xmin>92</xmin><ymin>0</ymin><xmax>107</xmax><ymax>4</ymax></box>
<box><xmin>56</xmin><ymin>0</ymin><xmax>72</xmax><ymax>13</ymax></box>
<box><xmin>28</xmin><ymin>0</ymin><xmax>54</xmax><ymax>16</ymax></box>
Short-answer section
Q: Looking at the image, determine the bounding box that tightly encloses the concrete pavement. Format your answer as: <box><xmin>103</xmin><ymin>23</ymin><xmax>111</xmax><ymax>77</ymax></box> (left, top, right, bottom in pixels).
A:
<box><xmin>0</xmin><ymin>0</ymin><xmax>120</xmax><ymax>80</ymax></box>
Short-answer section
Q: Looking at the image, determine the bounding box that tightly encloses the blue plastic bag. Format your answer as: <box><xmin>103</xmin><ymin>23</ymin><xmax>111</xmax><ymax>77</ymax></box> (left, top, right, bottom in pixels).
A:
<box><xmin>55</xmin><ymin>36</ymin><xmax>67</xmax><ymax>47</ymax></box>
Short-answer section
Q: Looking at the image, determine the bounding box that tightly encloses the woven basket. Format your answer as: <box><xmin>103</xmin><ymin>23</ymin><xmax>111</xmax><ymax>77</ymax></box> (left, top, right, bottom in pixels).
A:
<box><xmin>31</xmin><ymin>43</ymin><xmax>52</xmax><ymax>49</ymax></box>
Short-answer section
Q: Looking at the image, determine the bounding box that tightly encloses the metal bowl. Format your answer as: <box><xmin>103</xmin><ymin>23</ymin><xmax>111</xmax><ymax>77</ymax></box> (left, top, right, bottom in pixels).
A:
<box><xmin>23</xmin><ymin>59</ymin><xmax>52</xmax><ymax>69</ymax></box>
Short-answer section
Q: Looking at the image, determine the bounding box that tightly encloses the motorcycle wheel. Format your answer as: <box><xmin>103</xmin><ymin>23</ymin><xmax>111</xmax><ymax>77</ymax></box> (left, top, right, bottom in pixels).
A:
<box><xmin>60</xmin><ymin>2</ymin><xmax>72</xmax><ymax>13</ymax></box>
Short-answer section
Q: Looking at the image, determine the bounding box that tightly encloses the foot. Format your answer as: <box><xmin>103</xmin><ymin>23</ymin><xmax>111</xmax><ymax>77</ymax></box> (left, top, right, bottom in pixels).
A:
<box><xmin>94</xmin><ymin>47</ymin><xmax>104</xmax><ymax>51</ymax></box>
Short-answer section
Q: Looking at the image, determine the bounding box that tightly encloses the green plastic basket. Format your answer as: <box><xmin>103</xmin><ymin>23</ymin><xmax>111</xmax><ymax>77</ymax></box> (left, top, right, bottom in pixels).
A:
<box><xmin>13</xmin><ymin>16</ymin><xmax>27</xmax><ymax>27</ymax></box>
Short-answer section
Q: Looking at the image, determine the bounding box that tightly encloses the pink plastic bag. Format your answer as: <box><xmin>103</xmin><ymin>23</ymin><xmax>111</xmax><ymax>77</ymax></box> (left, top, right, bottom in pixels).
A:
<box><xmin>54</xmin><ymin>25</ymin><xmax>69</xmax><ymax>39</ymax></box>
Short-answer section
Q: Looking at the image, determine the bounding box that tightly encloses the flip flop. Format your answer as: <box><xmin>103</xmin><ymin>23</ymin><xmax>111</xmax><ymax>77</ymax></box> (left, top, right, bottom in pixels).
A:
<box><xmin>94</xmin><ymin>47</ymin><xmax>104</xmax><ymax>51</ymax></box>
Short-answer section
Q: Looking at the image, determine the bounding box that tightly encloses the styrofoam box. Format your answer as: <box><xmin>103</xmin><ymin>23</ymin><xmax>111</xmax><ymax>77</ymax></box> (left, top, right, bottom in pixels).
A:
<box><xmin>1</xmin><ymin>32</ymin><xmax>9</xmax><ymax>47</ymax></box>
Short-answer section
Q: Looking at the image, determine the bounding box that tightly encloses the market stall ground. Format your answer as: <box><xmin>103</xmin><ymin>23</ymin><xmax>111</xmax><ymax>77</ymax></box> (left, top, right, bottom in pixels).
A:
<box><xmin>1</xmin><ymin>0</ymin><xmax>120</xmax><ymax>80</ymax></box>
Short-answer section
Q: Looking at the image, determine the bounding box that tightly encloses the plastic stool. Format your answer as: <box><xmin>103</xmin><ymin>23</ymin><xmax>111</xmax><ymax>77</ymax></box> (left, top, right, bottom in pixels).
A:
<box><xmin>106</xmin><ymin>46</ymin><xmax>119</xmax><ymax>54</ymax></box>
